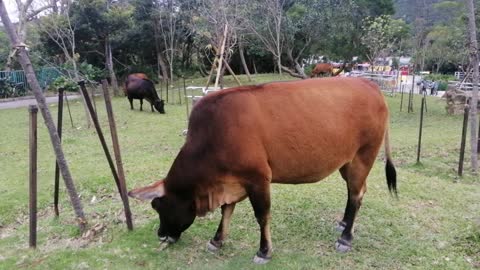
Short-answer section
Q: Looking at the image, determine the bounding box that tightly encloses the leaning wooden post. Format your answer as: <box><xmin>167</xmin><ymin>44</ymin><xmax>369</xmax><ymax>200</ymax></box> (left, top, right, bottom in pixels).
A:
<box><xmin>91</xmin><ymin>83</ymin><xmax>97</xmax><ymax>115</ymax></box>
<box><xmin>78</xmin><ymin>81</ymin><xmax>122</xmax><ymax>192</ymax></box>
<box><xmin>214</xmin><ymin>24</ymin><xmax>229</xmax><ymax>91</ymax></box>
<box><xmin>458</xmin><ymin>104</ymin><xmax>470</xmax><ymax>177</ymax></box>
<box><xmin>54</xmin><ymin>88</ymin><xmax>65</xmax><ymax>217</ymax></box>
<box><xmin>29</xmin><ymin>105</ymin><xmax>38</xmax><ymax>248</ymax></box>
<box><xmin>416</xmin><ymin>95</ymin><xmax>426</xmax><ymax>164</ymax></box>
<box><xmin>101</xmin><ymin>80</ymin><xmax>133</xmax><ymax>230</ymax></box>
<box><xmin>183</xmin><ymin>77</ymin><xmax>189</xmax><ymax>119</ymax></box>
<box><xmin>64</xmin><ymin>91</ymin><xmax>74</xmax><ymax>128</ymax></box>
<box><xmin>0</xmin><ymin>1</ymin><xmax>87</xmax><ymax>231</ymax></box>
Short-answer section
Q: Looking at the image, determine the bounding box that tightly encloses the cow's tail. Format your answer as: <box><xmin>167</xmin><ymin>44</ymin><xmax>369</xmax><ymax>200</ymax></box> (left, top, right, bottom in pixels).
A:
<box><xmin>384</xmin><ymin>120</ymin><xmax>397</xmax><ymax>197</ymax></box>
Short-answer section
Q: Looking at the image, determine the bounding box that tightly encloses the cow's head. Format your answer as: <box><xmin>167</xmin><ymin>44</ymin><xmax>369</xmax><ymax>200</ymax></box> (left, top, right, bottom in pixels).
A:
<box><xmin>154</xmin><ymin>100</ymin><xmax>165</xmax><ymax>114</ymax></box>
<box><xmin>128</xmin><ymin>180</ymin><xmax>195</xmax><ymax>243</ymax></box>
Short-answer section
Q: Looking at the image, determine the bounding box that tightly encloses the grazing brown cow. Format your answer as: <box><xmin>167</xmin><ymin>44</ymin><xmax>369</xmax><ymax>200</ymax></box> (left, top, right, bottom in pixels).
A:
<box><xmin>124</xmin><ymin>74</ymin><xmax>165</xmax><ymax>113</ymax></box>
<box><xmin>311</xmin><ymin>63</ymin><xmax>334</xmax><ymax>77</ymax></box>
<box><xmin>128</xmin><ymin>77</ymin><xmax>397</xmax><ymax>264</ymax></box>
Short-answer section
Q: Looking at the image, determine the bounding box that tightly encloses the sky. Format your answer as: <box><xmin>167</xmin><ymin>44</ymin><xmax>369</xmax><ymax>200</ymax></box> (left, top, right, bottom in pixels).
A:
<box><xmin>2</xmin><ymin>0</ymin><xmax>22</xmax><ymax>23</ymax></box>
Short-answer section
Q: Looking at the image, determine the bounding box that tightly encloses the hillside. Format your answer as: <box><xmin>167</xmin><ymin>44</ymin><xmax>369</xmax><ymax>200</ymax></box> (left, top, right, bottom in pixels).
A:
<box><xmin>394</xmin><ymin>0</ymin><xmax>446</xmax><ymax>25</ymax></box>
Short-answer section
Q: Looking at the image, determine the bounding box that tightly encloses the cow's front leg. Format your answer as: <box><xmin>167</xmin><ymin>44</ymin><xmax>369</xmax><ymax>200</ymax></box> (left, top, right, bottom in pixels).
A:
<box><xmin>140</xmin><ymin>99</ymin><xmax>143</xmax><ymax>111</ymax></box>
<box><xmin>128</xmin><ymin>97</ymin><xmax>134</xmax><ymax>110</ymax></box>
<box><xmin>207</xmin><ymin>203</ymin><xmax>236</xmax><ymax>251</ymax></box>
<box><xmin>248</xmin><ymin>183</ymin><xmax>272</xmax><ymax>264</ymax></box>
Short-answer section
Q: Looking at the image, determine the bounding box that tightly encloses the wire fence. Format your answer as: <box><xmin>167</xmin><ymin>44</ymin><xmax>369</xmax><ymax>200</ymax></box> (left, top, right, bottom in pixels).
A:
<box><xmin>0</xmin><ymin>67</ymin><xmax>62</xmax><ymax>98</ymax></box>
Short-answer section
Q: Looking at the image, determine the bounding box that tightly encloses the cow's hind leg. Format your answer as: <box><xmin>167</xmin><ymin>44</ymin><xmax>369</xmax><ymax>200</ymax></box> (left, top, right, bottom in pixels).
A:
<box><xmin>140</xmin><ymin>99</ymin><xmax>143</xmax><ymax>111</ymax></box>
<box><xmin>247</xmin><ymin>181</ymin><xmax>273</xmax><ymax>264</ymax></box>
<box><xmin>207</xmin><ymin>203</ymin><xmax>236</xmax><ymax>251</ymax></box>
<box><xmin>336</xmin><ymin>147</ymin><xmax>378</xmax><ymax>252</ymax></box>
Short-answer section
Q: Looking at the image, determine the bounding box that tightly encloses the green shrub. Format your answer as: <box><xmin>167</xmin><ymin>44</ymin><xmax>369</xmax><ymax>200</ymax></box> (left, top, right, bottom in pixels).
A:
<box><xmin>79</xmin><ymin>62</ymin><xmax>106</xmax><ymax>82</ymax></box>
<box><xmin>52</xmin><ymin>76</ymin><xmax>79</xmax><ymax>92</ymax></box>
<box><xmin>424</xmin><ymin>73</ymin><xmax>456</xmax><ymax>91</ymax></box>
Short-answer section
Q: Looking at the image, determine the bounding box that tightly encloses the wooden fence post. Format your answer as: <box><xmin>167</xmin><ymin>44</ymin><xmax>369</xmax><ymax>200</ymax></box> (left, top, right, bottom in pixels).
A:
<box><xmin>458</xmin><ymin>104</ymin><xmax>470</xmax><ymax>177</ymax></box>
<box><xmin>28</xmin><ymin>105</ymin><xmax>38</xmax><ymax>248</ymax></box>
<box><xmin>416</xmin><ymin>95</ymin><xmax>426</xmax><ymax>164</ymax></box>
<box><xmin>101</xmin><ymin>80</ymin><xmax>133</xmax><ymax>230</ymax></box>
<box><xmin>54</xmin><ymin>88</ymin><xmax>64</xmax><ymax>216</ymax></box>
<box><xmin>0</xmin><ymin>2</ymin><xmax>87</xmax><ymax>231</ymax></box>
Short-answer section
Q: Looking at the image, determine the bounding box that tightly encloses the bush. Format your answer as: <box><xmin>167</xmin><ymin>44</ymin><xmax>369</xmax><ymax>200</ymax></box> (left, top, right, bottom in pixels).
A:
<box><xmin>79</xmin><ymin>62</ymin><xmax>106</xmax><ymax>82</ymax></box>
<box><xmin>52</xmin><ymin>76</ymin><xmax>79</xmax><ymax>92</ymax></box>
<box><xmin>423</xmin><ymin>73</ymin><xmax>456</xmax><ymax>91</ymax></box>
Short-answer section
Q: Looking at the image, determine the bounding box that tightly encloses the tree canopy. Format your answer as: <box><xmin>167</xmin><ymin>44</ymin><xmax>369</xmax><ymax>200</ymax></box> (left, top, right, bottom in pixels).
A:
<box><xmin>0</xmin><ymin>0</ymin><xmax>471</xmax><ymax>78</ymax></box>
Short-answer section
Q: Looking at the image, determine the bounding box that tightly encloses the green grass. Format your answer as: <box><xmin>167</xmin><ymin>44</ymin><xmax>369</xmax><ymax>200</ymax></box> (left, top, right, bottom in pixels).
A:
<box><xmin>0</xmin><ymin>74</ymin><xmax>479</xmax><ymax>269</ymax></box>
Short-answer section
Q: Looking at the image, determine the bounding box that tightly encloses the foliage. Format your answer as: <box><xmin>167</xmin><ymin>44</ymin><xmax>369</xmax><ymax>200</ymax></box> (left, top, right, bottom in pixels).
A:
<box><xmin>361</xmin><ymin>15</ymin><xmax>410</xmax><ymax>64</ymax></box>
<box><xmin>52</xmin><ymin>76</ymin><xmax>79</xmax><ymax>92</ymax></box>
<box><xmin>423</xmin><ymin>73</ymin><xmax>456</xmax><ymax>91</ymax></box>
<box><xmin>0</xmin><ymin>78</ymin><xmax>26</xmax><ymax>98</ymax></box>
<box><xmin>79</xmin><ymin>62</ymin><xmax>106</xmax><ymax>82</ymax></box>
<box><xmin>421</xmin><ymin>2</ymin><xmax>467</xmax><ymax>73</ymax></box>
<box><xmin>0</xmin><ymin>28</ymin><xmax>10</xmax><ymax>70</ymax></box>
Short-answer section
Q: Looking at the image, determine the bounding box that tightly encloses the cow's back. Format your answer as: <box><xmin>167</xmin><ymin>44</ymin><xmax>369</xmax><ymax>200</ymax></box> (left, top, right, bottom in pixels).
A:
<box><xmin>186</xmin><ymin>77</ymin><xmax>388</xmax><ymax>184</ymax></box>
<box><xmin>124</xmin><ymin>76</ymin><xmax>155</xmax><ymax>100</ymax></box>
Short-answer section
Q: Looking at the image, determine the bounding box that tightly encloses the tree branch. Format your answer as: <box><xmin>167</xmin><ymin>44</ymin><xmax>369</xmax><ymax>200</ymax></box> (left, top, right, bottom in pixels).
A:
<box><xmin>27</xmin><ymin>5</ymin><xmax>54</xmax><ymax>20</ymax></box>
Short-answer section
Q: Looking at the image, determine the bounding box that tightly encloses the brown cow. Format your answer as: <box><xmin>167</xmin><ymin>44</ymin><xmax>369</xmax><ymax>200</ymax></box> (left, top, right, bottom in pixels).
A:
<box><xmin>128</xmin><ymin>77</ymin><xmax>397</xmax><ymax>264</ymax></box>
<box><xmin>310</xmin><ymin>63</ymin><xmax>334</xmax><ymax>77</ymax></box>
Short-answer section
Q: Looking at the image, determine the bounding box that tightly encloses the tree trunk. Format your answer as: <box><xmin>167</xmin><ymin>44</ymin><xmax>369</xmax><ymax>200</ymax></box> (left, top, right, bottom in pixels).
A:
<box><xmin>223</xmin><ymin>58</ymin><xmax>241</xmax><ymax>86</ymax></box>
<box><xmin>214</xmin><ymin>24</ymin><xmax>228</xmax><ymax>90</ymax></box>
<box><xmin>154</xmin><ymin>20</ymin><xmax>167</xmax><ymax>82</ymax></box>
<box><xmin>0</xmin><ymin>0</ymin><xmax>87</xmax><ymax>231</ymax></box>
<box><xmin>105</xmin><ymin>37</ymin><xmax>119</xmax><ymax>96</ymax></box>
<box><xmin>466</xmin><ymin>0</ymin><xmax>479</xmax><ymax>173</ymax></box>
<box><xmin>157</xmin><ymin>52</ymin><xmax>169</xmax><ymax>82</ymax></box>
<box><xmin>238</xmin><ymin>39</ymin><xmax>252</xmax><ymax>81</ymax></box>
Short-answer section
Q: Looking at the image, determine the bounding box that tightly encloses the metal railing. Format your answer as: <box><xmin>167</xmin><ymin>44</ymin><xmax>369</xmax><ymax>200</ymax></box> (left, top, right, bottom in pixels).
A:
<box><xmin>0</xmin><ymin>67</ymin><xmax>62</xmax><ymax>96</ymax></box>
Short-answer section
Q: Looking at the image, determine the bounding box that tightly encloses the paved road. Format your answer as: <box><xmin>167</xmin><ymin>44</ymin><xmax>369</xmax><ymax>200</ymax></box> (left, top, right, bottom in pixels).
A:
<box><xmin>0</xmin><ymin>95</ymin><xmax>80</xmax><ymax>110</ymax></box>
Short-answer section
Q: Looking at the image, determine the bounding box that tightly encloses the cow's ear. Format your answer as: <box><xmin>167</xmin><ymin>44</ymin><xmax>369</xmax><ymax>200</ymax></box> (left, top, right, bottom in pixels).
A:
<box><xmin>128</xmin><ymin>180</ymin><xmax>165</xmax><ymax>201</ymax></box>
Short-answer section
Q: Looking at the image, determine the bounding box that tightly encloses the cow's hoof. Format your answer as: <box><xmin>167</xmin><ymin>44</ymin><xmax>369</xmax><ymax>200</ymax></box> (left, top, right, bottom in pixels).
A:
<box><xmin>207</xmin><ymin>240</ymin><xmax>222</xmax><ymax>252</ymax></box>
<box><xmin>335</xmin><ymin>239</ymin><xmax>352</xmax><ymax>253</ymax></box>
<box><xmin>335</xmin><ymin>221</ymin><xmax>347</xmax><ymax>232</ymax></box>
<box><xmin>253</xmin><ymin>254</ymin><xmax>271</xmax><ymax>264</ymax></box>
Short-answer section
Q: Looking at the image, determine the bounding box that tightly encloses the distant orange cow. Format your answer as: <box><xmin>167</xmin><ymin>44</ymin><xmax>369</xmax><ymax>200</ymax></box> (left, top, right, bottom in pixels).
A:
<box><xmin>310</xmin><ymin>63</ymin><xmax>334</xmax><ymax>77</ymax></box>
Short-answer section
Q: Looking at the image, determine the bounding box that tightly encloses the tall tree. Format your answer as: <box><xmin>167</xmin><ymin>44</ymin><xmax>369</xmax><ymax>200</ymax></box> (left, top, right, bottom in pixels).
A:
<box><xmin>156</xmin><ymin>0</ymin><xmax>178</xmax><ymax>82</ymax></box>
<box><xmin>247</xmin><ymin>0</ymin><xmax>290</xmax><ymax>75</ymax></box>
<box><xmin>72</xmin><ymin>0</ymin><xmax>132</xmax><ymax>96</ymax></box>
<box><xmin>6</xmin><ymin>0</ymin><xmax>54</xmax><ymax>70</ymax></box>
<box><xmin>361</xmin><ymin>15</ymin><xmax>409</xmax><ymax>67</ymax></box>
<box><xmin>465</xmin><ymin>0</ymin><xmax>479</xmax><ymax>173</ymax></box>
<box><xmin>0</xmin><ymin>0</ymin><xmax>87</xmax><ymax>231</ymax></box>
<box><xmin>194</xmin><ymin>0</ymin><xmax>243</xmax><ymax>87</ymax></box>
<box><xmin>39</xmin><ymin>5</ymin><xmax>94</xmax><ymax>128</ymax></box>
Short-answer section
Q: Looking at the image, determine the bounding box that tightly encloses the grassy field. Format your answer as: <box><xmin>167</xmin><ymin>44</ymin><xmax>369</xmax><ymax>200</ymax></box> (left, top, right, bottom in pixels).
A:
<box><xmin>0</xmin><ymin>74</ymin><xmax>479</xmax><ymax>269</ymax></box>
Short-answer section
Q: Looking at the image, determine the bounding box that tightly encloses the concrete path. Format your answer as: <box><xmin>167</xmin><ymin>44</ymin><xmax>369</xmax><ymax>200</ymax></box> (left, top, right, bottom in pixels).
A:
<box><xmin>0</xmin><ymin>94</ymin><xmax>80</xmax><ymax>110</ymax></box>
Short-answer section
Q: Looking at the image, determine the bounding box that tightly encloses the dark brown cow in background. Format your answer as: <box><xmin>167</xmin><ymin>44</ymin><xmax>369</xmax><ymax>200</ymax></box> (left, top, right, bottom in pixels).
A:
<box><xmin>124</xmin><ymin>73</ymin><xmax>165</xmax><ymax>113</ymax></box>
<box><xmin>128</xmin><ymin>77</ymin><xmax>397</xmax><ymax>264</ymax></box>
